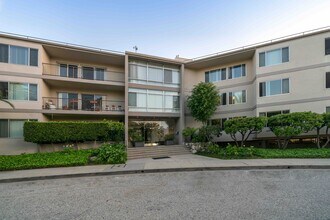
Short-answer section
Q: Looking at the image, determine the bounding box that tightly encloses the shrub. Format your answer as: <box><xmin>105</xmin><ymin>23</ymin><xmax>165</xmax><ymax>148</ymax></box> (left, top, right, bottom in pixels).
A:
<box><xmin>24</xmin><ymin>121</ymin><xmax>124</xmax><ymax>144</ymax></box>
<box><xmin>182</xmin><ymin>127</ymin><xmax>197</xmax><ymax>142</ymax></box>
<box><xmin>206</xmin><ymin>143</ymin><xmax>222</xmax><ymax>154</ymax></box>
<box><xmin>93</xmin><ymin>143</ymin><xmax>127</xmax><ymax>164</ymax></box>
<box><xmin>164</xmin><ymin>133</ymin><xmax>175</xmax><ymax>141</ymax></box>
<box><xmin>268</xmin><ymin>112</ymin><xmax>322</xmax><ymax>148</ymax></box>
<box><xmin>224</xmin><ymin>144</ymin><xmax>255</xmax><ymax>158</ymax></box>
<box><xmin>224</xmin><ymin>117</ymin><xmax>267</xmax><ymax>147</ymax></box>
<box><xmin>197</xmin><ymin>125</ymin><xmax>222</xmax><ymax>143</ymax></box>
<box><xmin>315</xmin><ymin>113</ymin><xmax>330</xmax><ymax>148</ymax></box>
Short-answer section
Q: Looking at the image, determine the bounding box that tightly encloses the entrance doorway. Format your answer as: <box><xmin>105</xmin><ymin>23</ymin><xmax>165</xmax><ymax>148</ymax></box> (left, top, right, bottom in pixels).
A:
<box><xmin>128</xmin><ymin>119</ymin><xmax>176</xmax><ymax>147</ymax></box>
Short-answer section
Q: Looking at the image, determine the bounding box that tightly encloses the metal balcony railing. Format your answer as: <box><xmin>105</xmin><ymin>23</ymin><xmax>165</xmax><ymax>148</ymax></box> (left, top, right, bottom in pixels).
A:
<box><xmin>42</xmin><ymin>97</ymin><xmax>125</xmax><ymax>112</ymax></box>
<box><xmin>42</xmin><ymin>63</ymin><xmax>125</xmax><ymax>83</ymax></box>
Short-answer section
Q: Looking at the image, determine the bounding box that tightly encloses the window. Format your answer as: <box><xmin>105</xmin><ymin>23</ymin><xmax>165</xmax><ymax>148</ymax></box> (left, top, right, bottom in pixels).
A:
<box><xmin>0</xmin><ymin>82</ymin><xmax>8</xmax><ymax>99</ymax></box>
<box><xmin>326</xmin><ymin>107</ymin><xmax>330</xmax><ymax>113</ymax></box>
<box><xmin>60</xmin><ymin>64</ymin><xmax>78</xmax><ymax>78</ymax></box>
<box><xmin>205</xmin><ymin>68</ymin><xmax>226</xmax><ymax>83</ymax></box>
<box><xmin>0</xmin><ymin>44</ymin><xmax>38</xmax><ymax>66</ymax></box>
<box><xmin>259</xmin><ymin>110</ymin><xmax>290</xmax><ymax>117</ymax></box>
<box><xmin>210</xmin><ymin>118</ymin><xmax>227</xmax><ymax>129</ymax></box>
<box><xmin>10</xmin><ymin>46</ymin><xmax>28</xmax><ymax>65</ymax></box>
<box><xmin>128</xmin><ymin>61</ymin><xmax>180</xmax><ymax>87</ymax></box>
<box><xmin>95</xmin><ymin>68</ymin><xmax>105</xmax><ymax>81</ymax></box>
<box><xmin>6</xmin><ymin>82</ymin><xmax>37</xmax><ymax>101</ymax></box>
<box><xmin>29</xmin><ymin>48</ymin><xmax>38</xmax><ymax>66</ymax></box>
<box><xmin>220</xmin><ymin>93</ymin><xmax>227</xmax><ymax>105</ymax></box>
<box><xmin>259</xmin><ymin>78</ymin><xmax>289</xmax><ymax>97</ymax></box>
<box><xmin>326</xmin><ymin>72</ymin><xmax>330</xmax><ymax>88</ymax></box>
<box><xmin>0</xmin><ymin>119</ymin><xmax>37</xmax><ymax>138</ymax></box>
<box><xmin>128</xmin><ymin>93</ymin><xmax>137</xmax><ymax>106</ymax></box>
<box><xmin>0</xmin><ymin>44</ymin><xmax>9</xmax><ymax>63</ymax></box>
<box><xmin>229</xmin><ymin>90</ymin><xmax>246</xmax><ymax>104</ymax></box>
<box><xmin>82</xmin><ymin>67</ymin><xmax>94</xmax><ymax>80</ymax></box>
<box><xmin>58</xmin><ymin>93</ymin><xmax>78</xmax><ymax>110</ymax></box>
<box><xmin>259</xmin><ymin>47</ymin><xmax>289</xmax><ymax>67</ymax></box>
<box><xmin>325</xmin><ymin>38</ymin><xmax>330</xmax><ymax>55</ymax></box>
<box><xmin>128</xmin><ymin>88</ymin><xmax>179</xmax><ymax>112</ymax></box>
<box><xmin>228</xmin><ymin>64</ymin><xmax>245</xmax><ymax>79</ymax></box>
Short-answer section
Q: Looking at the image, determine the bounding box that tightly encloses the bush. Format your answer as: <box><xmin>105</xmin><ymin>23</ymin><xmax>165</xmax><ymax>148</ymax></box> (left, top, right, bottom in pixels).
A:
<box><xmin>182</xmin><ymin>127</ymin><xmax>197</xmax><ymax>142</ymax></box>
<box><xmin>93</xmin><ymin>143</ymin><xmax>127</xmax><ymax>164</ymax></box>
<box><xmin>24</xmin><ymin>121</ymin><xmax>124</xmax><ymax>144</ymax></box>
<box><xmin>224</xmin><ymin>144</ymin><xmax>255</xmax><ymax>158</ymax></box>
<box><xmin>206</xmin><ymin>143</ymin><xmax>222</xmax><ymax>154</ymax></box>
<box><xmin>0</xmin><ymin>150</ymin><xmax>93</xmax><ymax>171</ymax></box>
<box><xmin>192</xmin><ymin>125</ymin><xmax>222</xmax><ymax>143</ymax></box>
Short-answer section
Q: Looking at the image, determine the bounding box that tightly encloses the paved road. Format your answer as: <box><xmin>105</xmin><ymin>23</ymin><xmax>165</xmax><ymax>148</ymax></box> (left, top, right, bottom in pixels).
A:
<box><xmin>0</xmin><ymin>169</ymin><xmax>329</xmax><ymax>220</ymax></box>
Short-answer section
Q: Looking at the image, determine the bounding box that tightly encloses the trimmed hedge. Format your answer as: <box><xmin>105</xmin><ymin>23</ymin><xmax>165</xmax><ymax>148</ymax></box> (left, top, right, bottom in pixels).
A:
<box><xmin>24</xmin><ymin>121</ymin><xmax>124</xmax><ymax>144</ymax></box>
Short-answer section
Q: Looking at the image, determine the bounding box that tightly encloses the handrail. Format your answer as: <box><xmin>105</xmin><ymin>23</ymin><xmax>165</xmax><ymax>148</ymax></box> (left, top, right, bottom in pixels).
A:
<box><xmin>191</xmin><ymin>26</ymin><xmax>330</xmax><ymax>61</ymax></box>
<box><xmin>0</xmin><ymin>31</ymin><xmax>124</xmax><ymax>55</ymax></box>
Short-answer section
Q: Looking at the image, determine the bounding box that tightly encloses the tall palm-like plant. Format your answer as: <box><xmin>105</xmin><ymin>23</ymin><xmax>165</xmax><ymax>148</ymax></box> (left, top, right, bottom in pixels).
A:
<box><xmin>0</xmin><ymin>92</ymin><xmax>14</xmax><ymax>109</ymax></box>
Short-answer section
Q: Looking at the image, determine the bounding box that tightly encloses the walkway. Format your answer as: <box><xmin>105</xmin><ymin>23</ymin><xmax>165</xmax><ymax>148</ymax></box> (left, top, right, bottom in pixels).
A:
<box><xmin>1</xmin><ymin>154</ymin><xmax>330</xmax><ymax>183</ymax></box>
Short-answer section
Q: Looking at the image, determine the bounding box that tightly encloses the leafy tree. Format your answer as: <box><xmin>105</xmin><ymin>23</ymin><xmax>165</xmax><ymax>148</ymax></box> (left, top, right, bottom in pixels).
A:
<box><xmin>315</xmin><ymin>113</ymin><xmax>330</xmax><ymax>148</ymax></box>
<box><xmin>182</xmin><ymin>127</ymin><xmax>197</xmax><ymax>142</ymax></box>
<box><xmin>0</xmin><ymin>91</ymin><xmax>14</xmax><ymax>109</ymax></box>
<box><xmin>224</xmin><ymin>117</ymin><xmax>267</xmax><ymax>147</ymax></box>
<box><xmin>268</xmin><ymin>112</ymin><xmax>321</xmax><ymax>149</ymax></box>
<box><xmin>187</xmin><ymin>82</ymin><xmax>220</xmax><ymax>125</ymax></box>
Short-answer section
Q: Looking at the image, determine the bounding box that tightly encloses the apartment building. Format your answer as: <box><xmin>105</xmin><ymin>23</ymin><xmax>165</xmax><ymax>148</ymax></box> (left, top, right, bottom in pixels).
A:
<box><xmin>1</xmin><ymin>27</ymin><xmax>330</xmax><ymax>154</ymax></box>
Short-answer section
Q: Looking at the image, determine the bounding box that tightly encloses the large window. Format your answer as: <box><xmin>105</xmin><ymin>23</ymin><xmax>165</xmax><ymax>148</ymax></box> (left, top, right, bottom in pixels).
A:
<box><xmin>210</xmin><ymin>118</ymin><xmax>227</xmax><ymax>129</ymax></box>
<box><xmin>0</xmin><ymin>119</ymin><xmax>37</xmax><ymax>138</ymax></box>
<box><xmin>259</xmin><ymin>47</ymin><xmax>289</xmax><ymax>67</ymax></box>
<box><xmin>129</xmin><ymin>61</ymin><xmax>180</xmax><ymax>87</ymax></box>
<box><xmin>128</xmin><ymin>88</ymin><xmax>180</xmax><ymax>112</ymax></box>
<box><xmin>325</xmin><ymin>38</ymin><xmax>330</xmax><ymax>55</ymax></box>
<box><xmin>205</xmin><ymin>68</ymin><xmax>226</xmax><ymax>83</ymax></box>
<box><xmin>58</xmin><ymin>93</ymin><xmax>78</xmax><ymax>110</ymax></box>
<box><xmin>0</xmin><ymin>44</ymin><xmax>38</xmax><ymax>66</ymax></box>
<box><xmin>229</xmin><ymin>90</ymin><xmax>246</xmax><ymax>104</ymax></box>
<box><xmin>0</xmin><ymin>82</ymin><xmax>37</xmax><ymax>101</ymax></box>
<box><xmin>259</xmin><ymin>78</ymin><xmax>289</xmax><ymax>97</ymax></box>
<box><xmin>259</xmin><ymin>110</ymin><xmax>290</xmax><ymax>117</ymax></box>
<box><xmin>228</xmin><ymin>64</ymin><xmax>246</xmax><ymax>79</ymax></box>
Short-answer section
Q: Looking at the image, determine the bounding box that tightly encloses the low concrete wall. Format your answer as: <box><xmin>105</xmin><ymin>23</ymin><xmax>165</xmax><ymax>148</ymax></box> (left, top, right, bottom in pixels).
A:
<box><xmin>0</xmin><ymin>139</ymin><xmax>39</xmax><ymax>155</ymax></box>
<box><xmin>0</xmin><ymin>140</ymin><xmax>105</xmax><ymax>155</ymax></box>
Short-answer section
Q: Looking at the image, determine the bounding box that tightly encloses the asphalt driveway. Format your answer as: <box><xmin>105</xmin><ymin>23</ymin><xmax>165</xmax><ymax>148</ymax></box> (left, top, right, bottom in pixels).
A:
<box><xmin>0</xmin><ymin>169</ymin><xmax>329</xmax><ymax>219</ymax></box>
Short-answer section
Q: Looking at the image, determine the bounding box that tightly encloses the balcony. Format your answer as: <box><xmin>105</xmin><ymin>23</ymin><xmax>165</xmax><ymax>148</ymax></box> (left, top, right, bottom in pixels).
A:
<box><xmin>42</xmin><ymin>63</ymin><xmax>125</xmax><ymax>89</ymax></box>
<box><xmin>42</xmin><ymin>97</ymin><xmax>125</xmax><ymax>115</ymax></box>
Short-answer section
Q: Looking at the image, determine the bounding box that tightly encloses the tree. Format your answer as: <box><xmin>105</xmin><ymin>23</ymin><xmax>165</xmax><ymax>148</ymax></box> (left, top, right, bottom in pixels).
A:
<box><xmin>0</xmin><ymin>92</ymin><xmax>14</xmax><ymax>109</ymax></box>
<box><xmin>268</xmin><ymin>112</ymin><xmax>321</xmax><ymax>149</ymax></box>
<box><xmin>315</xmin><ymin>113</ymin><xmax>330</xmax><ymax>148</ymax></box>
<box><xmin>187</xmin><ymin>82</ymin><xmax>220</xmax><ymax>125</ymax></box>
<box><xmin>224</xmin><ymin>117</ymin><xmax>267</xmax><ymax>147</ymax></box>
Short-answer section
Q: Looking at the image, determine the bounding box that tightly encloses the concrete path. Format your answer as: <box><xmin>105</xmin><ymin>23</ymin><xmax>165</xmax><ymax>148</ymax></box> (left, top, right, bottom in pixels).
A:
<box><xmin>1</xmin><ymin>154</ymin><xmax>330</xmax><ymax>183</ymax></box>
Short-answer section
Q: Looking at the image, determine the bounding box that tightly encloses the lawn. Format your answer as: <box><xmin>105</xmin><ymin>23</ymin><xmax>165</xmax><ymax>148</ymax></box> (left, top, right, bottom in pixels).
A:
<box><xmin>0</xmin><ymin>149</ymin><xmax>93</xmax><ymax>171</ymax></box>
<box><xmin>198</xmin><ymin>148</ymin><xmax>330</xmax><ymax>159</ymax></box>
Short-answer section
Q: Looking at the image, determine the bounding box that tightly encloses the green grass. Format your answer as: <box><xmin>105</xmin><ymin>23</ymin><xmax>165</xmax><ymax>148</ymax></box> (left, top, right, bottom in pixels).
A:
<box><xmin>0</xmin><ymin>150</ymin><xmax>93</xmax><ymax>171</ymax></box>
<box><xmin>198</xmin><ymin>148</ymin><xmax>330</xmax><ymax>160</ymax></box>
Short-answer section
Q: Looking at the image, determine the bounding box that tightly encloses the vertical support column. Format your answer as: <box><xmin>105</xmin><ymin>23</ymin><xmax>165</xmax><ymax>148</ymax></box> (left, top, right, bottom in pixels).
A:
<box><xmin>124</xmin><ymin>54</ymin><xmax>129</xmax><ymax>148</ymax></box>
<box><xmin>178</xmin><ymin>64</ymin><xmax>185</xmax><ymax>145</ymax></box>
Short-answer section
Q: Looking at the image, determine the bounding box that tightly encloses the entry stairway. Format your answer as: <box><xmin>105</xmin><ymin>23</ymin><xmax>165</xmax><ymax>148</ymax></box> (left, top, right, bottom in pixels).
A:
<box><xmin>127</xmin><ymin>145</ymin><xmax>191</xmax><ymax>160</ymax></box>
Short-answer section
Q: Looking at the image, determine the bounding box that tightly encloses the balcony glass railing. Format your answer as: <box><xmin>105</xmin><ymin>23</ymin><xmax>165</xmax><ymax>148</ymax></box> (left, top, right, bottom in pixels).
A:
<box><xmin>42</xmin><ymin>97</ymin><xmax>124</xmax><ymax>112</ymax></box>
<box><xmin>42</xmin><ymin>63</ymin><xmax>125</xmax><ymax>82</ymax></box>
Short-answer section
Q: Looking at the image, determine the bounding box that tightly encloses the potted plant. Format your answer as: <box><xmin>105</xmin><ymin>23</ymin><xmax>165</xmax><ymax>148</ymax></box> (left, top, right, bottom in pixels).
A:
<box><xmin>164</xmin><ymin>133</ymin><xmax>175</xmax><ymax>145</ymax></box>
<box><xmin>130</xmin><ymin>131</ymin><xmax>145</xmax><ymax>147</ymax></box>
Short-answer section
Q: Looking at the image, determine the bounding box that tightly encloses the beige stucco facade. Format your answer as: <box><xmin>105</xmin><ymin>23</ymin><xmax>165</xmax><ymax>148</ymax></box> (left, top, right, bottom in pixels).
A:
<box><xmin>1</xmin><ymin>28</ymin><xmax>330</xmax><ymax>154</ymax></box>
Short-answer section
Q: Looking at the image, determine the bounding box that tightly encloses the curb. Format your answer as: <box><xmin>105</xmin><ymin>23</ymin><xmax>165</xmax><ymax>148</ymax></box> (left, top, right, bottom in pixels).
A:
<box><xmin>1</xmin><ymin>165</ymin><xmax>330</xmax><ymax>183</ymax></box>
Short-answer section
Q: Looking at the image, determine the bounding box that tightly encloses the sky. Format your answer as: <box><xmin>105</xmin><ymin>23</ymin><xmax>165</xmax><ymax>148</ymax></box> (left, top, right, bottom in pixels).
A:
<box><xmin>0</xmin><ymin>0</ymin><xmax>330</xmax><ymax>59</ymax></box>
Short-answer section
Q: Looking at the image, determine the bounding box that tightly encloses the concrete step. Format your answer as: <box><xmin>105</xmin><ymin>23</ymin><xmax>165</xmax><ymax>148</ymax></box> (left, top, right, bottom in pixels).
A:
<box><xmin>127</xmin><ymin>145</ymin><xmax>191</xmax><ymax>160</ymax></box>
